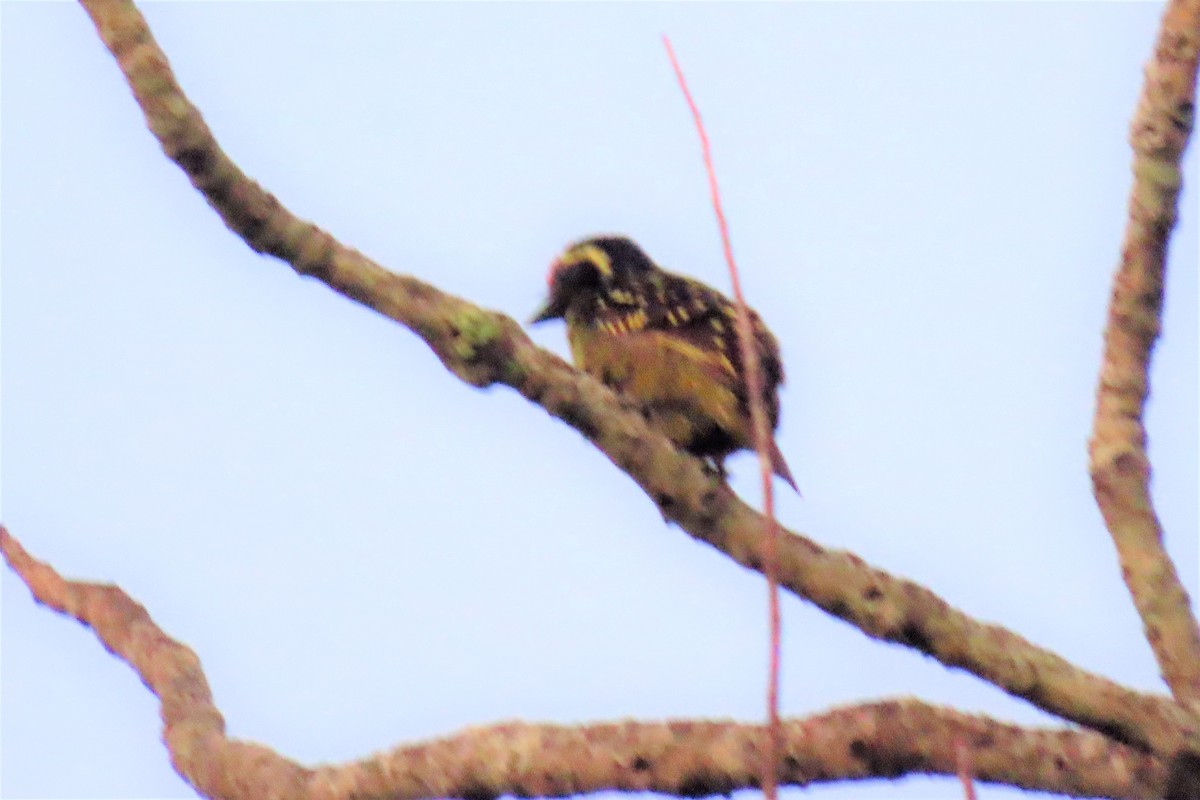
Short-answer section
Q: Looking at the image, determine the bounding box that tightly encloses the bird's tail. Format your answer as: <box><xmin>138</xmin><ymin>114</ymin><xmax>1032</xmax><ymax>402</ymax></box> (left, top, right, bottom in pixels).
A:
<box><xmin>768</xmin><ymin>439</ymin><xmax>800</xmax><ymax>495</ymax></box>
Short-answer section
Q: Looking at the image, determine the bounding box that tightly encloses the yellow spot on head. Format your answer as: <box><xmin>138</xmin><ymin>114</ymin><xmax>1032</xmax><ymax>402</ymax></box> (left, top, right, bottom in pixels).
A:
<box><xmin>710</xmin><ymin>318</ymin><xmax>725</xmax><ymax>332</ymax></box>
<box><xmin>676</xmin><ymin>306</ymin><xmax>691</xmax><ymax>322</ymax></box>
<box><xmin>666</xmin><ymin>310</ymin><xmax>678</xmax><ymax>326</ymax></box>
<box><xmin>558</xmin><ymin>242</ymin><xmax>613</xmax><ymax>279</ymax></box>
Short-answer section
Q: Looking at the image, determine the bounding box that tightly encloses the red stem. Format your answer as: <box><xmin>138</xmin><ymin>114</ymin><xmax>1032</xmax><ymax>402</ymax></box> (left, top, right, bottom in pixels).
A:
<box><xmin>956</xmin><ymin>737</ymin><xmax>978</xmax><ymax>800</ymax></box>
<box><xmin>663</xmin><ymin>34</ymin><xmax>782</xmax><ymax>800</ymax></box>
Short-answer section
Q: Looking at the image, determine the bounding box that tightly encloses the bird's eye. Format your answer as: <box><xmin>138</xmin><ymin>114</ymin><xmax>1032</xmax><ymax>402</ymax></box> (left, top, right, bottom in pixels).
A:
<box><xmin>551</xmin><ymin>259</ymin><xmax>604</xmax><ymax>295</ymax></box>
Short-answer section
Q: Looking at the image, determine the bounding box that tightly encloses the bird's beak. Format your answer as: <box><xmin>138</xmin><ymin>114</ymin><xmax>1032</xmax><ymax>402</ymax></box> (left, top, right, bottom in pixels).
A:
<box><xmin>529</xmin><ymin>260</ymin><xmax>565</xmax><ymax>324</ymax></box>
<box><xmin>529</xmin><ymin>295</ymin><xmax>563</xmax><ymax>324</ymax></box>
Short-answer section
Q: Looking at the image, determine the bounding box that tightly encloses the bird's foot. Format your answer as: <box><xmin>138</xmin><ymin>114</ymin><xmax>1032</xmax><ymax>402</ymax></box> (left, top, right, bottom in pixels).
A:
<box><xmin>702</xmin><ymin>457</ymin><xmax>729</xmax><ymax>483</ymax></box>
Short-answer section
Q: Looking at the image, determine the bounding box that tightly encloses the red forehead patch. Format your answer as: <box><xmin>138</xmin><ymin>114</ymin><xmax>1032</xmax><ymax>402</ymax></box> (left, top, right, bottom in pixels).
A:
<box><xmin>546</xmin><ymin>258</ymin><xmax>565</xmax><ymax>288</ymax></box>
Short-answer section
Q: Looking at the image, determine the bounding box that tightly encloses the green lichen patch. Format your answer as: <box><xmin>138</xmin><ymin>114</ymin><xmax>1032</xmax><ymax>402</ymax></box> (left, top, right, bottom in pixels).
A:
<box><xmin>450</xmin><ymin>307</ymin><xmax>503</xmax><ymax>362</ymax></box>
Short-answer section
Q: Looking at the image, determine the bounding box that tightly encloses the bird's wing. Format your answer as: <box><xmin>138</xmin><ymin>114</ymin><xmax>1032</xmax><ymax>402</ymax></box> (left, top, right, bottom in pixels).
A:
<box><xmin>629</xmin><ymin>270</ymin><xmax>785</xmax><ymax>395</ymax></box>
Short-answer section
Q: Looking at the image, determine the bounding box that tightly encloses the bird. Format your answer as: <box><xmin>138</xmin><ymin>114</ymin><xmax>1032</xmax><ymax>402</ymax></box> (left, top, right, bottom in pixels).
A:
<box><xmin>529</xmin><ymin>235</ymin><xmax>797</xmax><ymax>491</ymax></box>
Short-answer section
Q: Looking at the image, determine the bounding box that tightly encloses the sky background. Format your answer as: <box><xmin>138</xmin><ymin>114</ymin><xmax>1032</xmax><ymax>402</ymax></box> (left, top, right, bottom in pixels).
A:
<box><xmin>2</xmin><ymin>2</ymin><xmax>1197</xmax><ymax>799</ymax></box>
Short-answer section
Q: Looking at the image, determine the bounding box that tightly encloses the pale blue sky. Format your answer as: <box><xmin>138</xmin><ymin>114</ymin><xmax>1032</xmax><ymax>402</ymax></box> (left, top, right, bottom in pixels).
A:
<box><xmin>2</xmin><ymin>3</ymin><xmax>1196</xmax><ymax>799</ymax></box>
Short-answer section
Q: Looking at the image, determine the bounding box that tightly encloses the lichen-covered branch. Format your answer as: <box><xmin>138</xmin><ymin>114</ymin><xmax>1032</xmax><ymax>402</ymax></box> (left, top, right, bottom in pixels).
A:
<box><xmin>70</xmin><ymin>0</ymin><xmax>1200</xmax><ymax>760</ymax></box>
<box><xmin>1089</xmin><ymin>0</ymin><xmax>1200</xmax><ymax>708</ymax></box>
<box><xmin>0</xmin><ymin>526</ymin><xmax>1169</xmax><ymax>799</ymax></box>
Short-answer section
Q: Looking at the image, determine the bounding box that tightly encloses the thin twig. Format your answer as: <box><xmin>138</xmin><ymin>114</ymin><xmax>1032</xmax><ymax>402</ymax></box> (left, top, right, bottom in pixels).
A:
<box><xmin>956</xmin><ymin>737</ymin><xmax>978</xmax><ymax>800</ymax></box>
<box><xmin>662</xmin><ymin>35</ymin><xmax>784</xmax><ymax>800</ymax></box>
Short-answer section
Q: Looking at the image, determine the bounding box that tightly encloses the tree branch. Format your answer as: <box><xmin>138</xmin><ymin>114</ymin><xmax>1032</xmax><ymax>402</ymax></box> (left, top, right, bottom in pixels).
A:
<box><xmin>1089</xmin><ymin>0</ymin><xmax>1200</xmax><ymax>709</ymax></box>
<box><xmin>0</xmin><ymin>526</ymin><xmax>1169</xmax><ymax>800</ymax></box>
<box><xmin>71</xmin><ymin>0</ymin><xmax>1200</xmax><ymax>760</ymax></box>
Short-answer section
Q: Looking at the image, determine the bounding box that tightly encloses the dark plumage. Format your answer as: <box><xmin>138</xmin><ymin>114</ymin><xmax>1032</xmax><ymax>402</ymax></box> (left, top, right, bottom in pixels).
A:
<box><xmin>530</xmin><ymin>235</ymin><xmax>797</xmax><ymax>490</ymax></box>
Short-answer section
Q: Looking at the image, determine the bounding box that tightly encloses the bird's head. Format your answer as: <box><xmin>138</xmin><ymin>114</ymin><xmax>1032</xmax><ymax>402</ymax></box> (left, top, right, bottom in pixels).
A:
<box><xmin>530</xmin><ymin>236</ymin><xmax>654</xmax><ymax>323</ymax></box>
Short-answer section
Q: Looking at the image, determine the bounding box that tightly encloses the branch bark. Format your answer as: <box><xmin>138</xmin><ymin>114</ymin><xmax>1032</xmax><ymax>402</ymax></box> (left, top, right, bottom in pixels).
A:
<box><xmin>1089</xmin><ymin>0</ymin><xmax>1200</xmax><ymax>709</ymax></box>
<box><xmin>0</xmin><ymin>526</ymin><xmax>1169</xmax><ymax>800</ymax></box>
<box><xmin>71</xmin><ymin>0</ymin><xmax>1200</xmax><ymax>762</ymax></box>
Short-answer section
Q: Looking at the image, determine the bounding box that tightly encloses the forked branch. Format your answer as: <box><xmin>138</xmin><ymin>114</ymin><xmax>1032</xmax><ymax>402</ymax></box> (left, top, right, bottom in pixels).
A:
<box><xmin>68</xmin><ymin>0</ymin><xmax>1200</xmax><ymax>761</ymax></box>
